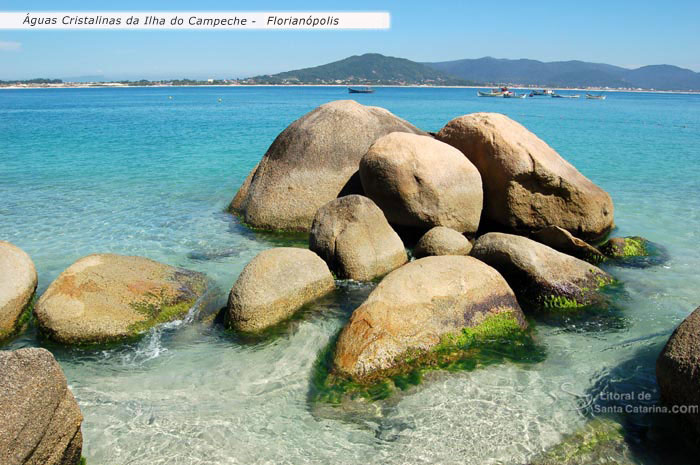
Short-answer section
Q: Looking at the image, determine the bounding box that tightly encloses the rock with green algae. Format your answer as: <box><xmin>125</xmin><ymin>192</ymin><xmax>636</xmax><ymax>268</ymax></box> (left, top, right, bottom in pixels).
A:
<box><xmin>312</xmin><ymin>256</ymin><xmax>545</xmax><ymax>403</ymax></box>
<box><xmin>600</xmin><ymin>236</ymin><xmax>648</xmax><ymax>258</ymax></box>
<box><xmin>529</xmin><ymin>417</ymin><xmax>634</xmax><ymax>465</ymax></box>
<box><xmin>471</xmin><ymin>232</ymin><xmax>614</xmax><ymax>311</ymax></box>
<box><xmin>35</xmin><ymin>254</ymin><xmax>209</xmax><ymax>344</ymax></box>
<box><xmin>0</xmin><ymin>241</ymin><xmax>38</xmax><ymax>342</ymax></box>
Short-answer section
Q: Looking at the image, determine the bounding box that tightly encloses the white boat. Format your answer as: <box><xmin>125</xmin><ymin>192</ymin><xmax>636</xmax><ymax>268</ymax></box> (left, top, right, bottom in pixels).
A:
<box><xmin>477</xmin><ymin>86</ymin><xmax>513</xmax><ymax>97</ymax></box>
<box><xmin>586</xmin><ymin>94</ymin><xmax>606</xmax><ymax>100</ymax></box>
<box><xmin>504</xmin><ymin>93</ymin><xmax>527</xmax><ymax>99</ymax></box>
<box><xmin>552</xmin><ymin>94</ymin><xmax>580</xmax><ymax>99</ymax></box>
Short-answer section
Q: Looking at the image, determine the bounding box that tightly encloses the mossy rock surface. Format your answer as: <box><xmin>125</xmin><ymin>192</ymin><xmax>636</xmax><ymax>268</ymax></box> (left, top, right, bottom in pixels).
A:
<box><xmin>35</xmin><ymin>254</ymin><xmax>208</xmax><ymax>345</ymax></box>
<box><xmin>312</xmin><ymin>311</ymin><xmax>544</xmax><ymax>404</ymax></box>
<box><xmin>530</xmin><ymin>417</ymin><xmax>633</xmax><ymax>465</ymax></box>
<box><xmin>601</xmin><ymin>236</ymin><xmax>668</xmax><ymax>268</ymax></box>
<box><xmin>312</xmin><ymin>256</ymin><xmax>545</xmax><ymax>403</ymax></box>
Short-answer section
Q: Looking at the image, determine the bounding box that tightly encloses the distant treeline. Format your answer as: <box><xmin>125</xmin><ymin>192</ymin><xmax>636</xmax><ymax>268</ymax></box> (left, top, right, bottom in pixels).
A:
<box><xmin>0</xmin><ymin>78</ymin><xmax>63</xmax><ymax>84</ymax></box>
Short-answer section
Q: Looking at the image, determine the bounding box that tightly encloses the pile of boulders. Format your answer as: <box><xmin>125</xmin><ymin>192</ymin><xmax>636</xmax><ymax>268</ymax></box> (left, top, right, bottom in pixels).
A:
<box><xmin>225</xmin><ymin>100</ymin><xmax>658</xmax><ymax>390</ymax></box>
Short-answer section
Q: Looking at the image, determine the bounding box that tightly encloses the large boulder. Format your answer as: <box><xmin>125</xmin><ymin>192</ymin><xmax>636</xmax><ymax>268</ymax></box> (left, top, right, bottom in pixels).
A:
<box><xmin>0</xmin><ymin>348</ymin><xmax>83</xmax><ymax>465</ymax></box>
<box><xmin>471</xmin><ymin>233</ymin><xmax>613</xmax><ymax>309</ymax></box>
<box><xmin>414</xmin><ymin>226</ymin><xmax>472</xmax><ymax>258</ymax></box>
<box><xmin>437</xmin><ymin>113</ymin><xmax>614</xmax><ymax>241</ymax></box>
<box><xmin>230</xmin><ymin>100</ymin><xmax>425</xmax><ymax>231</ymax></box>
<box><xmin>656</xmin><ymin>306</ymin><xmax>700</xmax><ymax>440</ymax></box>
<box><xmin>35</xmin><ymin>254</ymin><xmax>208</xmax><ymax>344</ymax></box>
<box><xmin>0</xmin><ymin>242</ymin><xmax>38</xmax><ymax>341</ymax></box>
<box><xmin>359</xmin><ymin>132</ymin><xmax>483</xmax><ymax>234</ymax></box>
<box><xmin>309</xmin><ymin>195</ymin><xmax>407</xmax><ymax>281</ymax></box>
<box><xmin>531</xmin><ymin>226</ymin><xmax>605</xmax><ymax>264</ymax></box>
<box><xmin>332</xmin><ymin>255</ymin><xmax>527</xmax><ymax>382</ymax></box>
<box><xmin>227</xmin><ymin>248</ymin><xmax>335</xmax><ymax>332</ymax></box>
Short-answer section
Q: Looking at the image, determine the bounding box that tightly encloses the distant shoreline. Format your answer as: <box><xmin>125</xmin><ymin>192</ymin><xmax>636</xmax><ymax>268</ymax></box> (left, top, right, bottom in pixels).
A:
<box><xmin>1</xmin><ymin>84</ymin><xmax>698</xmax><ymax>95</ymax></box>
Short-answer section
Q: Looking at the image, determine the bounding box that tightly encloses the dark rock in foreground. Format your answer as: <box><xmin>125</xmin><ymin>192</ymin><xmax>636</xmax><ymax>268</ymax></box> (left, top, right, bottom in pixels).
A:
<box><xmin>413</xmin><ymin>226</ymin><xmax>472</xmax><ymax>258</ymax></box>
<box><xmin>437</xmin><ymin>112</ymin><xmax>614</xmax><ymax>241</ymax></box>
<box><xmin>471</xmin><ymin>232</ymin><xmax>614</xmax><ymax>310</ymax></box>
<box><xmin>656</xmin><ymin>306</ymin><xmax>700</xmax><ymax>442</ymax></box>
<box><xmin>309</xmin><ymin>195</ymin><xmax>407</xmax><ymax>281</ymax></box>
<box><xmin>0</xmin><ymin>348</ymin><xmax>83</xmax><ymax>465</ymax></box>
<box><xmin>230</xmin><ymin>100</ymin><xmax>425</xmax><ymax>232</ymax></box>
<box><xmin>227</xmin><ymin>248</ymin><xmax>335</xmax><ymax>332</ymax></box>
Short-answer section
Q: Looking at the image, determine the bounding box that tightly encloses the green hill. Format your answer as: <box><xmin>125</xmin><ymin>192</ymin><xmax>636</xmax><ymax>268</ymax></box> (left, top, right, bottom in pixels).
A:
<box><xmin>246</xmin><ymin>53</ymin><xmax>473</xmax><ymax>85</ymax></box>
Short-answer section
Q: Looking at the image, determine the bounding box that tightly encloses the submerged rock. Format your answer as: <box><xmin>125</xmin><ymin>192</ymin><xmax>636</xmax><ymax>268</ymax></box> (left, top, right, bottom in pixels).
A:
<box><xmin>331</xmin><ymin>256</ymin><xmax>528</xmax><ymax>383</ymax></box>
<box><xmin>531</xmin><ymin>226</ymin><xmax>605</xmax><ymax>264</ymax></box>
<box><xmin>437</xmin><ymin>112</ymin><xmax>614</xmax><ymax>241</ymax></box>
<box><xmin>359</xmin><ymin>132</ymin><xmax>483</xmax><ymax>234</ymax></box>
<box><xmin>309</xmin><ymin>195</ymin><xmax>407</xmax><ymax>281</ymax></box>
<box><xmin>0</xmin><ymin>242</ymin><xmax>37</xmax><ymax>342</ymax></box>
<box><xmin>0</xmin><ymin>348</ymin><xmax>83</xmax><ymax>465</ymax></box>
<box><xmin>35</xmin><ymin>254</ymin><xmax>208</xmax><ymax>344</ymax></box>
<box><xmin>600</xmin><ymin>236</ymin><xmax>648</xmax><ymax>258</ymax></box>
<box><xmin>227</xmin><ymin>248</ymin><xmax>335</xmax><ymax>332</ymax></box>
<box><xmin>471</xmin><ymin>232</ymin><xmax>613</xmax><ymax>310</ymax></box>
<box><xmin>230</xmin><ymin>100</ymin><xmax>425</xmax><ymax>232</ymax></box>
<box><xmin>413</xmin><ymin>226</ymin><xmax>472</xmax><ymax>258</ymax></box>
<box><xmin>529</xmin><ymin>417</ymin><xmax>633</xmax><ymax>465</ymax></box>
<box><xmin>656</xmin><ymin>306</ymin><xmax>700</xmax><ymax>441</ymax></box>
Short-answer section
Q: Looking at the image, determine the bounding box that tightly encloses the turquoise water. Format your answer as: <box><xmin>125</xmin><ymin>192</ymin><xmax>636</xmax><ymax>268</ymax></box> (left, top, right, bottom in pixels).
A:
<box><xmin>2</xmin><ymin>86</ymin><xmax>699</xmax><ymax>464</ymax></box>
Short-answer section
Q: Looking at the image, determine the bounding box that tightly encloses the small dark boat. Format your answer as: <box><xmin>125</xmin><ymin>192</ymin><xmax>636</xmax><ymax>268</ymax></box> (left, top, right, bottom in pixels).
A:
<box><xmin>348</xmin><ymin>87</ymin><xmax>375</xmax><ymax>94</ymax></box>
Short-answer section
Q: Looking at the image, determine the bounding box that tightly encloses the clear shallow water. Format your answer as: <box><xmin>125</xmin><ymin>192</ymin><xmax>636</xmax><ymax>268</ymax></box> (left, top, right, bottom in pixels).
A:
<box><xmin>1</xmin><ymin>86</ymin><xmax>699</xmax><ymax>464</ymax></box>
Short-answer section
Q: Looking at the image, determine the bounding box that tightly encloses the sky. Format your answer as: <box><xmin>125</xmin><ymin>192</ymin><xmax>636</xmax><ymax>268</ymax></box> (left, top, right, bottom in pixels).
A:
<box><xmin>1</xmin><ymin>0</ymin><xmax>699</xmax><ymax>80</ymax></box>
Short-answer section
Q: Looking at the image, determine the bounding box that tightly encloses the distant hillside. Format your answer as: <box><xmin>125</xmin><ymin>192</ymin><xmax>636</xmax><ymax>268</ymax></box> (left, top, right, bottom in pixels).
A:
<box><xmin>245</xmin><ymin>53</ymin><xmax>473</xmax><ymax>85</ymax></box>
<box><xmin>425</xmin><ymin>57</ymin><xmax>700</xmax><ymax>91</ymax></box>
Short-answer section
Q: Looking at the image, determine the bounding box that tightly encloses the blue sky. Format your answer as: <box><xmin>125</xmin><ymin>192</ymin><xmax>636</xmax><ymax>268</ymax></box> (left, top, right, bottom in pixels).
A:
<box><xmin>1</xmin><ymin>0</ymin><xmax>698</xmax><ymax>80</ymax></box>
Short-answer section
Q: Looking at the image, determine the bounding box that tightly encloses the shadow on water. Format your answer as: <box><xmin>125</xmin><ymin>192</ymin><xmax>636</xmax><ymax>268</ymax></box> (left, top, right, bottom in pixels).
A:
<box><xmin>580</xmin><ymin>340</ymin><xmax>700</xmax><ymax>464</ymax></box>
<box><xmin>227</xmin><ymin>214</ymin><xmax>309</xmax><ymax>248</ymax></box>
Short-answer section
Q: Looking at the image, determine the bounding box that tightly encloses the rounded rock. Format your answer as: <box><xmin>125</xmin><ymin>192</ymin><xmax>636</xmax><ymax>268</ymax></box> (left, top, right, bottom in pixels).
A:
<box><xmin>333</xmin><ymin>255</ymin><xmax>526</xmax><ymax>381</ymax></box>
<box><xmin>230</xmin><ymin>100</ymin><xmax>425</xmax><ymax>232</ymax></box>
<box><xmin>0</xmin><ymin>348</ymin><xmax>83</xmax><ymax>465</ymax></box>
<box><xmin>310</xmin><ymin>195</ymin><xmax>407</xmax><ymax>281</ymax></box>
<box><xmin>35</xmin><ymin>254</ymin><xmax>208</xmax><ymax>344</ymax></box>
<box><xmin>437</xmin><ymin>112</ymin><xmax>614</xmax><ymax>241</ymax></box>
<box><xmin>471</xmin><ymin>232</ymin><xmax>613</xmax><ymax>309</ymax></box>
<box><xmin>227</xmin><ymin>248</ymin><xmax>335</xmax><ymax>332</ymax></box>
<box><xmin>359</xmin><ymin>132</ymin><xmax>483</xmax><ymax>234</ymax></box>
<box><xmin>0</xmin><ymin>241</ymin><xmax>38</xmax><ymax>341</ymax></box>
<box><xmin>414</xmin><ymin>226</ymin><xmax>472</xmax><ymax>258</ymax></box>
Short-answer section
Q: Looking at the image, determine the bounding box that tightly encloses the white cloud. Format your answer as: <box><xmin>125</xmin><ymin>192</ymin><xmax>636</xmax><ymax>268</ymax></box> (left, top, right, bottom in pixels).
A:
<box><xmin>0</xmin><ymin>41</ymin><xmax>21</xmax><ymax>51</ymax></box>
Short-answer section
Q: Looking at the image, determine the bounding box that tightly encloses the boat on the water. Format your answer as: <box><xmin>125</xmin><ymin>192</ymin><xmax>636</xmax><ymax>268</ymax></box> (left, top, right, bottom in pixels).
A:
<box><xmin>478</xmin><ymin>86</ymin><xmax>514</xmax><ymax>97</ymax></box>
<box><xmin>586</xmin><ymin>94</ymin><xmax>606</xmax><ymax>100</ymax></box>
<box><xmin>552</xmin><ymin>93</ymin><xmax>580</xmax><ymax>99</ymax></box>
<box><xmin>530</xmin><ymin>89</ymin><xmax>553</xmax><ymax>96</ymax></box>
<box><xmin>348</xmin><ymin>86</ymin><xmax>374</xmax><ymax>94</ymax></box>
<box><xmin>504</xmin><ymin>92</ymin><xmax>527</xmax><ymax>99</ymax></box>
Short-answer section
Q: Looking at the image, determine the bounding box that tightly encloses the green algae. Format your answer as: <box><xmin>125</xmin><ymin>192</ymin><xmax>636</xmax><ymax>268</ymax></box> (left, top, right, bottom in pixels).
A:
<box><xmin>0</xmin><ymin>294</ymin><xmax>35</xmax><ymax>343</ymax></box>
<box><xmin>128</xmin><ymin>299</ymin><xmax>195</xmax><ymax>335</ymax></box>
<box><xmin>542</xmin><ymin>295</ymin><xmax>584</xmax><ymax>309</ymax></box>
<box><xmin>531</xmin><ymin>417</ymin><xmax>632</xmax><ymax>465</ymax></box>
<box><xmin>311</xmin><ymin>312</ymin><xmax>546</xmax><ymax>404</ymax></box>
